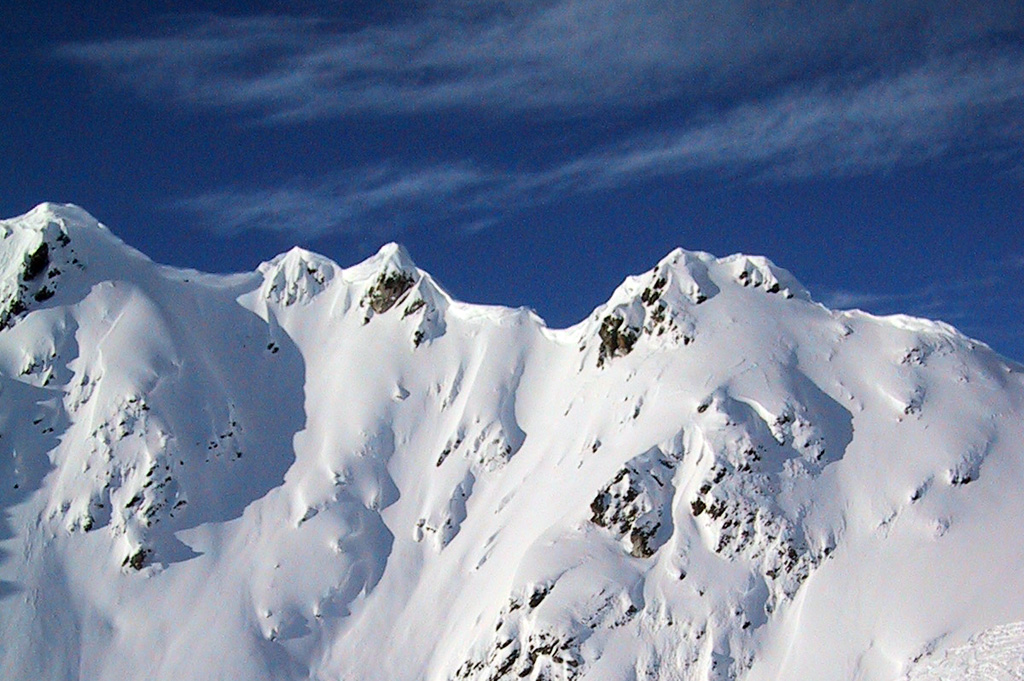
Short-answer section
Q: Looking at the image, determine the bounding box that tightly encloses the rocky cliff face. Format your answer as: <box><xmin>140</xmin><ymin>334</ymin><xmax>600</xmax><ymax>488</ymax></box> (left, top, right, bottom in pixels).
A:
<box><xmin>1</xmin><ymin>203</ymin><xmax>1023</xmax><ymax>681</ymax></box>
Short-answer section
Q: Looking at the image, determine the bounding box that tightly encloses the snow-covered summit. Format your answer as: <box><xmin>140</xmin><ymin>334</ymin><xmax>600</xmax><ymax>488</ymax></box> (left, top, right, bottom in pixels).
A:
<box><xmin>1</xmin><ymin>205</ymin><xmax>1023</xmax><ymax>681</ymax></box>
<box><xmin>348</xmin><ymin>241</ymin><xmax>419</xmax><ymax>279</ymax></box>
<box><xmin>259</xmin><ymin>246</ymin><xmax>338</xmax><ymax>305</ymax></box>
<box><xmin>3</xmin><ymin>201</ymin><xmax>106</xmax><ymax>233</ymax></box>
<box><xmin>567</xmin><ymin>246</ymin><xmax>815</xmax><ymax>368</ymax></box>
<box><xmin>0</xmin><ymin>203</ymin><xmax>97</xmax><ymax>329</ymax></box>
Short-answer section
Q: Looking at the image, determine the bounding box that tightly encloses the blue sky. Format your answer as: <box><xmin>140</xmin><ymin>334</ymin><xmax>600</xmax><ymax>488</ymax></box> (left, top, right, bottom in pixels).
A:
<box><xmin>2</xmin><ymin>2</ymin><xmax>1023</xmax><ymax>360</ymax></box>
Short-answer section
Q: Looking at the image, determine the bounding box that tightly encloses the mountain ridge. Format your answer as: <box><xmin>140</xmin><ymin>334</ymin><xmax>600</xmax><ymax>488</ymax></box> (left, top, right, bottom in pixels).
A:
<box><xmin>1</xmin><ymin>202</ymin><xmax>1022</xmax><ymax>681</ymax></box>
<box><xmin>4</xmin><ymin>202</ymin><xmax>969</xmax><ymax>342</ymax></box>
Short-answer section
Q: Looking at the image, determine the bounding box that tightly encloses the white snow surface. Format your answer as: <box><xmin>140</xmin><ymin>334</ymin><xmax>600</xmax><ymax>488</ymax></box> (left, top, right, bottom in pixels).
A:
<box><xmin>1</xmin><ymin>203</ymin><xmax>1023</xmax><ymax>681</ymax></box>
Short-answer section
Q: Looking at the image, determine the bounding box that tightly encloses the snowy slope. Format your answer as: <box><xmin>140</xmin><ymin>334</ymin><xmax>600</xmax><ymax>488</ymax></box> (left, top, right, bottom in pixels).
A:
<box><xmin>1</xmin><ymin>203</ymin><xmax>1022</xmax><ymax>681</ymax></box>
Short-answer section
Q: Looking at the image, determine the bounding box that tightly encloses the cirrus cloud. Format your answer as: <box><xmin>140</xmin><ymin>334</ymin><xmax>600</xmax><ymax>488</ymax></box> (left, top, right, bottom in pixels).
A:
<box><xmin>172</xmin><ymin>49</ymin><xmax>1024</xmax><ymax>237</ymax></box>
<box><xmin>56</xmin><ymin>1</ymin><xmax>1024</xmax><ymax>120</ymax></box>
<box><xmin>57</xmin><ymin>1</ymin><xmax>1024</xmax><ymax>238</ymax></box>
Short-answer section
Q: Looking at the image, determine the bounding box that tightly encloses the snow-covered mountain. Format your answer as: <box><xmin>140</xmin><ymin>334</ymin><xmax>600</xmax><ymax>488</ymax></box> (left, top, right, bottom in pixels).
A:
<box><xmin>1</xmin><ymin>203</ymin><xmax>1023</xmax><ymax>681</ymax></box>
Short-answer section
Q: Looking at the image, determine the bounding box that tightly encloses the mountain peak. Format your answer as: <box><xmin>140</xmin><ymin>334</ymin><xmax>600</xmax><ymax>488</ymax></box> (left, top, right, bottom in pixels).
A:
<box><xmin>259</xmin><ymin>247</ymin><xmax>337</xmax><ymax>306</ymax></box>
<box><xmin>365</xmin><ymin>241</ymin><xmax>418</xmax><ymax>276</ymax></box>
<box><xmin>717</xmin><ymin>252</ymin><xmax>810</xmax><ymax>300</ymax></box>
<box><xmin>577</xmin><ymin>247</ymin><xmax>811</xmax><ymax>367</ymax></box>
<box><xmin>648</xmin><ymin>247</ymin><xmax>810</xmax><ymax>303</ymax></box>
<box><xmin>648</xmin><ymin>247</ymin><xmax>720</xmax><ymax>305</ymax></box>
<box><xmin>0</xmin><ymin>203</ymin><xmax>100</xmax><ymax>329</ymax></box>
<box><xmin>7</xmin><ymin>202</ymin><xmax>104</xmax><ymax>235</ymax></box>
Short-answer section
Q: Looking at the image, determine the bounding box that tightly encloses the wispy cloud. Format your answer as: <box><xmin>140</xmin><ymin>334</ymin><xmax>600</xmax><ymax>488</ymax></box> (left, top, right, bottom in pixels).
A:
<box><xmin>59</xmin><ymin>2</ymin><xmax>1024</xmax><ymax>236</ymax></box>
<box><xmin>51</xmin><ymin>3</ymin><xmax>1024</xmax><ymax>360</ymax></box>
<box><xmin>172</xmin><ymin>49</ymin><xmax>1024</xmax><ymax>237</ymax></box>
<box><xmin>56</xmin><ymin>2</ymin><xmax>1024</xmax><ymax>119</ymax></box>
<box><xmin>600</xmin><ymin>52</ymin><xmax>1024</xmax><ymax>181</ymax></box>
<box><xmin>173</xmin><ymin>163</ymin><xmax>511</xmax><ymax>237</ymax></box>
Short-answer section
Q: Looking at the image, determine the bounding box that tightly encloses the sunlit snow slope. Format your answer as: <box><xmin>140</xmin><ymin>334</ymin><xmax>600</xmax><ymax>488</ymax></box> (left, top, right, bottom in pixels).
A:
<box><xmin>1</xmin><ymin>203</ymin><xmax>1023</xmax><ymax>681</ymax></box>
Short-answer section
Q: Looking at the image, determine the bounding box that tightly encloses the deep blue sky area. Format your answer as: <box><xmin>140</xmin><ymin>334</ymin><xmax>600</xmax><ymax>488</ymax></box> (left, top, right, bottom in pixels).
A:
<box><xmin>2</xmin><ymin>2</ymin><xmax>1023</xmax><ymax>360</ymax></box>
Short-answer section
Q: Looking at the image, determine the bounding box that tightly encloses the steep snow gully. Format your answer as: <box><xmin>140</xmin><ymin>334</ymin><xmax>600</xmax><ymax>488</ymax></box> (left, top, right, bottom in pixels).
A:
<box><xmin>1</xmin><ymin>203</ymin><xmax>1023</xmax><ymax>681</ymax></box>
